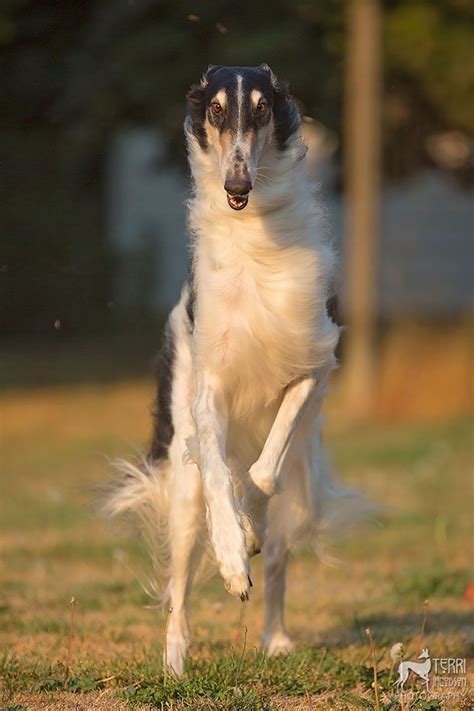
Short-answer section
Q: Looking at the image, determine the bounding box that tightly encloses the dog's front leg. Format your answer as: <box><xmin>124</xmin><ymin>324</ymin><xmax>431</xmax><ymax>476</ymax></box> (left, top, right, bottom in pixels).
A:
<box><xmin>194</xmin><ymin>370</ymin><xmax>251</xmax><ymax>600</ymax></box>
<box><xmin>244</xmin><ymin>366</ymin><xmax>332</xmax><ymax>554</ymax></box>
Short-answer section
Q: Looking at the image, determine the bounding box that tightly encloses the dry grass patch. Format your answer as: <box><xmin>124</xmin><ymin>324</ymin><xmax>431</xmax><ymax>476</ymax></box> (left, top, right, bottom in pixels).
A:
<box><xmin>1</xmin><ymin>383</ymin><xmax>472</xmax><ymax>709</ymax></box>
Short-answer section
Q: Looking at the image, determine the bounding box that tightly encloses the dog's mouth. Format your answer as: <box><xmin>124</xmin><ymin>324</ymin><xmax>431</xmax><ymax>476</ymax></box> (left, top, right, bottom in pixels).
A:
<box><xmin>226</xmin><ymin>193</ymin><xmax>249</xmax><ymax>211</ymax></box>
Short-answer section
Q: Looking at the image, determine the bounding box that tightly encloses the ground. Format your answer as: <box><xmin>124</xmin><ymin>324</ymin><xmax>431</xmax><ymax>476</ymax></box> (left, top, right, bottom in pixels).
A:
<box><xmin>0</xmin><ymin>380</ymin><xmax>472</xmax><ymax>710</ymax></box>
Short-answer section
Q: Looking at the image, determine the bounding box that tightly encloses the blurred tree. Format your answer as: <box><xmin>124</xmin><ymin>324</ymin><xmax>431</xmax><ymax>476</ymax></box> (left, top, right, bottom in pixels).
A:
<box><xmin>343</xmin><ymin>0</ymin><xmax>382</xmax><ymax>418</ymax></box>
<box><xmin>383</xmin><ymin>0</ymin><xmax>474</xmax><ymax>179</ymax></box>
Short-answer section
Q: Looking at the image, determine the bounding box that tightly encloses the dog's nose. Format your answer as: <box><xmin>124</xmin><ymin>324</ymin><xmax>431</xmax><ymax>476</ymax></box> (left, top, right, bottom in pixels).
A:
<box><xmin>224</xmin><ymin>177</ymin><xmax>252</xmax><ymax>196</ymax></box>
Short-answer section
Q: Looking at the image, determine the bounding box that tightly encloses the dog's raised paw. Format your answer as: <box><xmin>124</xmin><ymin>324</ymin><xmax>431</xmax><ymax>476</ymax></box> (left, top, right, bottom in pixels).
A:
<box><xmin>222</xmin><ymin>567</ymin><xmax>251</xmax><ymax>600</ymax></box>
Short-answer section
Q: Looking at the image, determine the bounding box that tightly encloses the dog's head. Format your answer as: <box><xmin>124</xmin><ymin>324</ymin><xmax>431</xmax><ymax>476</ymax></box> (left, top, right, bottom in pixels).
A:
<box><xmin>185</xmin><ymin>64</ymin><xmax>300</xmax><ymax>211</ymax></box>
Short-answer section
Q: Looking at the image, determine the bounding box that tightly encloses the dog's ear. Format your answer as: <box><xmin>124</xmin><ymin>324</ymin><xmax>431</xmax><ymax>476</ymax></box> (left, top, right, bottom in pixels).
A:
<box><xmin>185</xmin><ymin>82</ymin><xmax>208</xmax><ymax>150</ymax></box>
<box><xmin>258</xmin><ymin>63</ymin><xmax>277</xmax><ymax>85</ymax></box>
<box><xmin>185</xmin><ymin>65</ymin><xmax>221</xmax><ymax>149</ymax></box>
<box><xmin>201</xmin><ymin>64</ymin><xmax>220</xmax><ymax>87</ymax></box>
<box><xmin>270</xmin><ymin>72</ymin><xmax>301</xmax><ymax>150</ymax></box>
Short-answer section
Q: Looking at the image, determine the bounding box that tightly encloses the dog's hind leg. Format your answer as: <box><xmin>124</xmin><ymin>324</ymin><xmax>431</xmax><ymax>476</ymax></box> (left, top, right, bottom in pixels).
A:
<box><xmin>262</xmin><ymin>535</ymin><xmax>294</xmax><ymax>656</ymax></box>
<box><xmin>162</xmin><ymin>294</ymin><xmax>206</xmax><ymax>676</ymax></box>
<box><xmin>165</xmin><ymin>450</ymin><xmax>204</xmax><ymax>676</ymax></box>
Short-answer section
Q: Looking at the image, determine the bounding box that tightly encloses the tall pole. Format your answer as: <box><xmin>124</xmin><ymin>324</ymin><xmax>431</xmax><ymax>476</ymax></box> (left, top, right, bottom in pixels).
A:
<box><xmin>343</xmin><ymin>0</ymin><xmax>382</xmax><ymax>417</ymax></box>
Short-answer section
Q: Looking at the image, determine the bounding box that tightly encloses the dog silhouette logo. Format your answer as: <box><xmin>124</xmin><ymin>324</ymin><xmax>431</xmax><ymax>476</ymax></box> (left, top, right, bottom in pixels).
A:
<box><xmin>395</xmin><ymin>648</ymin><xmax>431</xmax><ymax>691</ymax></box>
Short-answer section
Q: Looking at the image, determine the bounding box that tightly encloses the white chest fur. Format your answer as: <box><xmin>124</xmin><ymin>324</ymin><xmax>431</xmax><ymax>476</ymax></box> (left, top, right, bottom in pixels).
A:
<box><xmin>193</xmin><ymin>215</ymin><xmax>339</xmax><ymax>418</ymax></box>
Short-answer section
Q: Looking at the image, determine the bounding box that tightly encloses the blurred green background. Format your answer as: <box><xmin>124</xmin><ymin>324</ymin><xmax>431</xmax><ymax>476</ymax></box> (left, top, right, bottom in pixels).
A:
<box><xmin>1</xmin><ymin>1</ymin><xmax>472</xmax><ymax>411</ymax></box>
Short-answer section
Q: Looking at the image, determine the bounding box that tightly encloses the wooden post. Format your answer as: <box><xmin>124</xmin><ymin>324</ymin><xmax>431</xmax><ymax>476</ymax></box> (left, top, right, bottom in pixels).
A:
<box><xmin>343</xmin><ymin>0</ymin><xmax>382</xmax><ymax>417</ymax></box>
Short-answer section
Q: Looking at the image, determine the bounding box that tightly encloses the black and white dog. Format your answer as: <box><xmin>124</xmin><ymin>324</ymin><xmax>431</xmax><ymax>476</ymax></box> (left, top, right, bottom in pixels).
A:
<box><xmin>105</xmin><ymin>65</ymin><xmax>363</xmax><ymax>676</ymax></box>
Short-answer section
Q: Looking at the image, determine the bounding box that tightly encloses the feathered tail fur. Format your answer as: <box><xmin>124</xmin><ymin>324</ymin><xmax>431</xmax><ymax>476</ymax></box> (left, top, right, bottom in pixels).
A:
<box><xmin>102</xmin><ymin>457</ymin><xmax>173</xmax><ymax>602</ymax></box>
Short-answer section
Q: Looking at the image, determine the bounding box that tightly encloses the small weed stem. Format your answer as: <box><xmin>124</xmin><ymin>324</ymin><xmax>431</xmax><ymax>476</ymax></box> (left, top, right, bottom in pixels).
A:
<box><xmin>365</xmin><ymin>628</ymin><xmax>381</xmax><ymax>711</ymax></box>
<box><xmin>64</xmin><ymin>596</ymin><xmax>77</xmax><ymax>681</ymax></box>
<box><xmin>419</xmin><ymin>598</ymin><xmax>429</xmax><ymax>645</ymax></box>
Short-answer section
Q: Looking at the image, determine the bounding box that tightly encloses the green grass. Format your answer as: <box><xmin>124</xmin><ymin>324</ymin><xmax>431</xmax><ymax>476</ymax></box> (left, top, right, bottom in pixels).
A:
<box><xmin>0</xmin><ymin>646</ymin><xmax>382</xmax><ymax>708</ymax></box>
<box><xmin>0</xmin><ymin>383</ymin><xmax>472</xmax><ymax>709</ymax></box>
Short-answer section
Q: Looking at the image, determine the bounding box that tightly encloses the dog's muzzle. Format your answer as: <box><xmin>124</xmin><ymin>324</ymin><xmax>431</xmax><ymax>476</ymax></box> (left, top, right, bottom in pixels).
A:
<box><xmin>224</xmin><ymin>177</ymin><xmax>252</xmax><ymax>211</ymax></box>
<box><xmin>226</xmin><ymin>193</ymin><xmax>249</xmax><ymax>210</ymax></box>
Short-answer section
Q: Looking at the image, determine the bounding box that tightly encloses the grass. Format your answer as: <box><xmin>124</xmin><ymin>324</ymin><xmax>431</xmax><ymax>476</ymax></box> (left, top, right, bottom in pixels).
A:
<box><xmin>0</xmin><ymin>380</ymin><xmax>472</xmax><ymax>709</ymax></box>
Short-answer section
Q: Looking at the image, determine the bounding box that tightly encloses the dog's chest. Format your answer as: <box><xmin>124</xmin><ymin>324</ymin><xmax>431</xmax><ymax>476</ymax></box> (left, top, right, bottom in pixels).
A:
<box><xmin>206</xmin><ymin>264</ymin><xmax>290</xmax><ymax>352</ymax></box>
<box><xmin>196</xmin><ymin>247</ymin><xmax>319</xmax><ymax>408</ymax></box>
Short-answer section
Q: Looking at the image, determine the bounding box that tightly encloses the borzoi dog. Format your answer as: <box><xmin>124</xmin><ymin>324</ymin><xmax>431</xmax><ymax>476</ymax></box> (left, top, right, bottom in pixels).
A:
<box><xmin>105</xmin><ymin>64</ymin><xmax>364</xmax><ymax>676</ymax></box>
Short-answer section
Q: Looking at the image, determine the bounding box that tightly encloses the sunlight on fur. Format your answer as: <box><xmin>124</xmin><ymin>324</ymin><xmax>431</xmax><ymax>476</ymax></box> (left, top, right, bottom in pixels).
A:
<box><xmin>104</xmin><ymin>64</ymin><xmax>370</xmax><ymax>677</ymax></box>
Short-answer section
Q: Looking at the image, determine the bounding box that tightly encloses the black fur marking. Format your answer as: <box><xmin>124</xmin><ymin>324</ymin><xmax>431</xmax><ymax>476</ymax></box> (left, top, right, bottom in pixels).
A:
<box><xmin>186</xmin><ymin>279</ymin><xmax>195</xmax><ymax>328</ymax></box>
<box><xmin>186</xmin><ymin>84</ymin><xmax>208</xmax><ymax>150</ymax></box>
<box><xmin>186</xmin><ymin>66</ymin><xmax>300</xmax><ymax>153</ymax></box>
<box><xmin>211</xmin><ymin>67</ymin><xmax>274</xmax><ymax>137</ymax></box>
<box><xmin>149</xmin><ymin>321</ymin><xmax>175</xmax><ymax>462</ymax></box>
<box><xmin>326</xmin><ymin>294</ymin><xmax>340</xmax><ymax>324</ymax></box>
<box><xmin>185</xmin><ymin>258</ymin><xmax>196</xmax><ymax>329</ymax></box>
<box><xmin>272</xmin><ymin>79</ymin><xmax>301</xmax><ymax>150</ymax></box>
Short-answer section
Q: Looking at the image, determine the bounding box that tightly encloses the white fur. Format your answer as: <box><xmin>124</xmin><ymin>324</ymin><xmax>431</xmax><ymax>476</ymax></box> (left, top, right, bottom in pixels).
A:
<box><xmin>104</xmin><ymin>95</ymin><xmax>369</xmax><ymax>676</ymax></box>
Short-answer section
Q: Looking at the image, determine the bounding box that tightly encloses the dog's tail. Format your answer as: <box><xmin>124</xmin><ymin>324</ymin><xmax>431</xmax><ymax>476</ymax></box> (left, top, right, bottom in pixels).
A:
<box><xmin>267</xmin><ymin>418</ymin><xmax>377</xmax><ymax>562</ymax></box>
<box><xmin>312</xmin><ymin>441</ymin><xmax>377</xmax><ymax>563</ymax></box>
<box><xmin>101</xmin><ymin>456</ymin><xmax>172</xmax><ymax>603</ymax></box>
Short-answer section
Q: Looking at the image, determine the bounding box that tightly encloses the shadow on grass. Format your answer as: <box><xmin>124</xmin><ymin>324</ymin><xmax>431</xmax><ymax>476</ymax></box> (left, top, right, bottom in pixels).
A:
<box><xmin>304</xmin><ymin>609</ymin><xmax>474</xmax><ymax>654</ymax></box>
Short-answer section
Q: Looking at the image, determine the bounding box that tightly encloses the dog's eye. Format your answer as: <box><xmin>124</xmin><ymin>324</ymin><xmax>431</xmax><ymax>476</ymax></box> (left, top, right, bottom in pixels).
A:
<box><xmin>257</xmin><ymin>100</ymin><xmax>268</xmax><ymax>115</ymax></box>
<box><xmin>210</xmin><ymin>101</ymin><xmax>222</xmax><ymax>116</ymax></box>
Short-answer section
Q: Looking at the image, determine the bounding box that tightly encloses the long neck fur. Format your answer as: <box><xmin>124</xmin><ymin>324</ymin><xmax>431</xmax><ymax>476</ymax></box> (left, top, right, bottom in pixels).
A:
<box><xmin>186</xmin><ymin>130</ymin><xmax>325</xmax><ymax>252</ymax></box>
